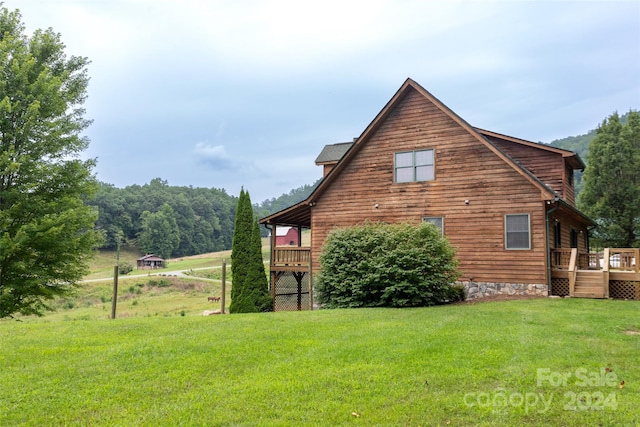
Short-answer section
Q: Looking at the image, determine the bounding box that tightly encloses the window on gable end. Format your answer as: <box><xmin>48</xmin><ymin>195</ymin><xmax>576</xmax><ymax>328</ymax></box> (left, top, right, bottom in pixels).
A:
<box><xmin>395</xmin><ymin>149</ymin><xmax>434</xmax><ymax>183</ymax></box>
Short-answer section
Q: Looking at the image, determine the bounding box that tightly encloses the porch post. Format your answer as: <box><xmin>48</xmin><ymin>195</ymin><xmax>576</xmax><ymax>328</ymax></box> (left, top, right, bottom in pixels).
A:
<box><xmin>602</xmin><ymin>248</ymin><xmax>610</xmax><ymax>299</ymax></box>
<box><xmin>568</xmin><ymin>248</ymin><xmax>577</xmax><ymax>297</ymax></box>
<box><xmin>270</xmin><ymin>224</ymin><xmax>277</xmax><ymax>300</ymax></box>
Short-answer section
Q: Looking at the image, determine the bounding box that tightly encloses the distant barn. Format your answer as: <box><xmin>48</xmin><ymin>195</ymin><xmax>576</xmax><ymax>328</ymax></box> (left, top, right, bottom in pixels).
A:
<box><xmin>136</xmin><ymin>254</ymin><xmax>165</xmax><ymax>270</ymax></box>
<box><xmin>275</xmin><ymin>226</ymin><xmax>299</xmax><ymax>246</ymax></box>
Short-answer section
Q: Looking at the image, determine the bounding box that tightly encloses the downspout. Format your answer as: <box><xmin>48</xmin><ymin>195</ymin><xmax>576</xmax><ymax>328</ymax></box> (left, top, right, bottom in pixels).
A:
<box><xmin>545</xmin><ymin>199</ymin><xmax>560</xmax><ymax>296</ymax></box>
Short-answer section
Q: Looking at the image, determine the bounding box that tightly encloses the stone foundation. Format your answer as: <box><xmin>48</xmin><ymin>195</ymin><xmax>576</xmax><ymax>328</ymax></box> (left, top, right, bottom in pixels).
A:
<box><xmin>460</xmin><ymin>281</ymin><xmax>548</xmax><ymax>300</ymax></box>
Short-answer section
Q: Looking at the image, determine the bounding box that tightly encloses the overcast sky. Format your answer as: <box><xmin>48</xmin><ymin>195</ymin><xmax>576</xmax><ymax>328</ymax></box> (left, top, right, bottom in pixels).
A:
<box><xmin>12</xmin><ymin>0</ymin><xmax>640</xmax><ymax>202</ymax></box>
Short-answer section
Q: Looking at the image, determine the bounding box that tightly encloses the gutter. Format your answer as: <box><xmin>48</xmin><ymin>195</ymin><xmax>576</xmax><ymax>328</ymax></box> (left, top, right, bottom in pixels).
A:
<box><xmin>545</xmin><ymin>198</ymin><xmax>561</xmax><ymax>295</ymax></box>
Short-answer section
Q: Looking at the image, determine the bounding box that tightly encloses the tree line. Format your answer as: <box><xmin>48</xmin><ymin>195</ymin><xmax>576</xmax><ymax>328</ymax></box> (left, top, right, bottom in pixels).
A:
<box><xmin>88</xmin><ymin>178</ymin><xmax>237</xmax><ymax>259</ymax></box>
<box><xmin>87</xmin><ymin>178</ymin><xmax>319</xmax><ymax>259</ymax></box>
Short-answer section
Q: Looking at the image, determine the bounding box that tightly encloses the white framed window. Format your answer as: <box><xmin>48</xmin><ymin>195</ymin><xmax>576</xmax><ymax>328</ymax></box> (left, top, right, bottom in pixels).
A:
<box><xmin>422</xmin><ymin>216</ymin><xmax>444</xmax><ymax>235</ymax></box>
<box><xmin>395</xmin><ymin>149</ymin><xmax>434</xmax><ymax>183</ymax></box>
<box><xmin>505</xmin><ymin>214</ymin><xmax>530</xmax><ymax>250</ymax></box>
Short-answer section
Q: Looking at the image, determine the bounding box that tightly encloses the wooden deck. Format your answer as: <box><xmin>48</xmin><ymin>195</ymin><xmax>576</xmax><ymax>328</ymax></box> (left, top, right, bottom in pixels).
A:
<box><xmin>551</xmin><ymin>248</ymin><xmax>640</xmax><ymax>299</ymax></box>
<box><xmin>271</xmin><ymin>247</ymin><xmax>311</xmax><ymax>272</ymax></box>
<box><xmin>269</xmin><ymin>247</ymin><xmax>312</xmax><ymax>311</ymax></box>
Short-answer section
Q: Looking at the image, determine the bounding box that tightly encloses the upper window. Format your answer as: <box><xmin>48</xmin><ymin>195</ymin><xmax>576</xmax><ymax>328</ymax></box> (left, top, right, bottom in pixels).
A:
<box><xmin>422</xmin><ymin>216</ymin><xmax>444</xmax><ymax>235</ymax></box>
<box><xmin>505</xmin><ymin>214</ymin><xmax>530</xmax><ymax>250</ymax></box>
<box><xmin>395</xmin><ymin>149</ymin><xmax>434</xmax><ymax>183</ymax></box>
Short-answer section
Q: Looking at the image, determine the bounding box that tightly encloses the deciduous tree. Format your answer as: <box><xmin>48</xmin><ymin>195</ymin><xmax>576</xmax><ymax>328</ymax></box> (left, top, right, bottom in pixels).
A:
<box><xmin>0</xmin><ymin>7</ymin><xmax>101</xmax><ymax>318</ymax></box>
<box><xmin>138</xmin><ymin>203</ymin><xmax>180</xmax><ymax>259</ymax></box>
<box><xmin>578</xmin><ymin>111</ymin><xmax>640</xmax><ymax>248</ymax></box>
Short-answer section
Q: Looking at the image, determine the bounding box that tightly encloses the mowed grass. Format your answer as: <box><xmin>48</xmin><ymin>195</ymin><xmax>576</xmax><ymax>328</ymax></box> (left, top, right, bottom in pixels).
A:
<box><xmin>1</xmin><ymin>298</ymin><xmax>639</xmax><ymax>426</ymax></box>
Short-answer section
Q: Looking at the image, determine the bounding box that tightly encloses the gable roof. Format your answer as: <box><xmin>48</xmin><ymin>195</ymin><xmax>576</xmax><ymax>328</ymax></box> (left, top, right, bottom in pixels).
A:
<box><xmin>475</xmin><ymin>128</ymin><xmax>586</xmax><ymax>170</ymax></box>
<box><xmin>315</xmin><ymin>142</ymin><xmax>354</xmax><ymax>165</ymax></box>
<box><xmin>137</xmin><ymin>254</ymin><xmax>164</xmax><ymax>262</ymax></box>
<box><xmin>261</xmin><ymin>78</ymin><xmax>584</xmax><ymax>227</ymax></box>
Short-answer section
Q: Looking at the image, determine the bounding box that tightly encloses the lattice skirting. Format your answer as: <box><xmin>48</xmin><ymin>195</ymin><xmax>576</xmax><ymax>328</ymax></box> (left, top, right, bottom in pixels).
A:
<box><xmin>551</xmin><ymin>278</ymin><xmax>570</xmax><ymax>297</ymax></box>
<box><xmin>610</xmin><ymin>280</ymin><xmax>640</xmax><ymax>300</ymax></box>
<box><xmin>272</xmin><ymin>271</ymin><xmax>311</xmax><ymax>311</ymax></box>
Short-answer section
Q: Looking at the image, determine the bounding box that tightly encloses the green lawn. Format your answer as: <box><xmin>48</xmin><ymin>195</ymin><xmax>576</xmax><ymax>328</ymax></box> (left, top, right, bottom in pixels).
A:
<box><xmin>1</xmin><ymin>298</ymin><xmax>638</xmax><ymax>426</ymax></box>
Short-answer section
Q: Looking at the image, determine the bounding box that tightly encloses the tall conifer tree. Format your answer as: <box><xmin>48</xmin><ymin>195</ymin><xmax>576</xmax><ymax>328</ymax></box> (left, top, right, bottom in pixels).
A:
<box><xmin>230</xmin><ymin>189</ymin><xmax>272</xmax><ymax>313</ymax></box>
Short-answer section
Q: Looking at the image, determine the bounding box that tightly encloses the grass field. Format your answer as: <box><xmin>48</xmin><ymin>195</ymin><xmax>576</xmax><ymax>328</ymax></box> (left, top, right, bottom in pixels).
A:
<box><xmin>1</xmin><ymin>297</ymin><xmax>639</xmax><ymax>426</ymax></box>
<box><xmin>39</xmin><ymin>247</ymin><xmax>234</xmax><ymax>321</ymax></box>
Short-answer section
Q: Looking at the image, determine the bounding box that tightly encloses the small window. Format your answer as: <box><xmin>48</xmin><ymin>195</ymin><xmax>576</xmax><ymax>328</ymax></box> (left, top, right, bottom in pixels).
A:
<box><xmin>423</xmin><ymin>217</ymin><xmax>444</xmax><ymax>235</ymax></box>
<box><xmin>395</xmin><ymin>149</ymin><xmax>434</xmax><ymax>183</ymax></box>
<box><xmin>505</xmin><ymin>214</ymin><xmax>530</xmax><ymax>250</ymax></box>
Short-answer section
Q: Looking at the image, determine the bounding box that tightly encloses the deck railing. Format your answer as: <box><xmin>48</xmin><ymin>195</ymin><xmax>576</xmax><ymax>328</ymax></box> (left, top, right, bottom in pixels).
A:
<box><xmin>551</xmin><ymin>248</ymin><xmax>639</xmax><ymax>273</ymax></box>
<box><xmin>551</xmin><ymin>248</ymin><xmax>573</xmax><ymax>270</ymax></box>
<box><xmin>272</xmin><ymin>247</ymin><xmax>311</xmax><ymax>267</ymax></box>
<box><xmin>608</xmin><ymin>248</ymin><xmax>639</xmax><ymax>271</ymax></box>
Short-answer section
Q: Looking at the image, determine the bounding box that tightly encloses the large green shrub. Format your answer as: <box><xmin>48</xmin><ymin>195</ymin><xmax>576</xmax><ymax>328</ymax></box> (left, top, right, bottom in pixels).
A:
<box><xmin>316</xmin><ymin>222</ymin><xmax>462</xmax><ymax>308</ymax></box>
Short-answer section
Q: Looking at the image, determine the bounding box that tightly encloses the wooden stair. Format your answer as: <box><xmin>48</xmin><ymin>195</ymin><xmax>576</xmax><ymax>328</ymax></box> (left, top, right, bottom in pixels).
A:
<box><xmin>573</xmin><ymin>270</ymin><xmax>606</xmax><ymax>298</ymax></box>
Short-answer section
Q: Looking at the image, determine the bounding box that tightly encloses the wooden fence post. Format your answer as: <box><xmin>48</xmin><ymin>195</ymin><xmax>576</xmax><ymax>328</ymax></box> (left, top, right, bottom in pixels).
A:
<box><xmin>221</xmin><ymin>260</ymin><xmax>226</xmax><ymax>314</ymax></box>
<box><xmin>111</xmin><ymin>265</ymin><xmax>118</xmax><ymax>319</ymax></box>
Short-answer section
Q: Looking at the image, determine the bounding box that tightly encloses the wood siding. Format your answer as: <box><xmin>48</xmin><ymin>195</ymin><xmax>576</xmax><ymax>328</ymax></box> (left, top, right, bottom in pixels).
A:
<box><xmin>563</xmin><ymin>164</ymin><xmax>576</xmax><ymax>206</ymax></box>
<box><xmin>310</xmin><ymin>88</ymin><xmax>550</xmax><ymax>285</ymax></box>
<box><xmin>547</xmin><ymin>212</ymin><xmax>588</xmax><ymax>251</ymax></box>
<box><xmin>487</xmin><ymin>136</ymin><xmax>572</xmax><ymax>202</ymax></box>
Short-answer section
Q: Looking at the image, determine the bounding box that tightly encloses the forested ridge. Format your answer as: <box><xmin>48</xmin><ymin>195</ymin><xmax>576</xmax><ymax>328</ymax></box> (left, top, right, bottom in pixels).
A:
<box><xmin>89</xmin><ymin>112</ymin><xmax>632</xmax><ymax>258</ymax></box>
<box><xmin>88</xmin><ymin>178</ymin><xmax>320</xmax><ymax>257</ymax></box>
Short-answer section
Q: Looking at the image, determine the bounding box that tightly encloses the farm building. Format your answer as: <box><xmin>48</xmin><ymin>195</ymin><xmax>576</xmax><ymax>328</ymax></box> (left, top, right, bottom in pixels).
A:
<box><xmin>260</xmin><ymin>78</ymin><xmax>640</xmax><ymax>310</ymax></box>
<box><xmin>136</xmin><ymin>254</ymin><xmax>165</xmax><ymax>270</ymax></box>
<box><xmin>275</xmin><ymin>226</ymin><xmax>300</xmax><ymax>246</ymax></box>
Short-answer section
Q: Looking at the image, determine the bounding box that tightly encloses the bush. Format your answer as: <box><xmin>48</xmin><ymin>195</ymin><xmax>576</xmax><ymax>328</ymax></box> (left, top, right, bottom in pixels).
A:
<box><xmin>147</xmin><ymin>278</ymin><xmax>172</xmax><ymax>288</ymax></box>
<box><xmin>118</xmin><ymin>262</ymin><xmax>133</xmax><ymax>275</ymax></box>
<box><xmin>316</xmin><ymin>222</ymin><xmax>461</xmax><ymax>308</ymax></box>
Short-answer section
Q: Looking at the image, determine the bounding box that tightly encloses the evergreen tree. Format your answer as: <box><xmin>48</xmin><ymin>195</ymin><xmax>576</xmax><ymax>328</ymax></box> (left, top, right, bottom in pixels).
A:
<box><xmin>578</xmin><ymin>111</ymin><xmax>640</xmax><ymax>248</ymax></box>
<box><xmin>230</xmin><ymin>189</ymin><xmax>272</xmax><ymax>313</ymax></box>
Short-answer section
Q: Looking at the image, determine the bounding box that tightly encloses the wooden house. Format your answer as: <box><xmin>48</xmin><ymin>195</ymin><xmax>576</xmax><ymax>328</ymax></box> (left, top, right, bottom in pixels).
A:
<box><xmin>136</xmin><ymin>254</ymin><xmax>165</xmax><ymax>270</ymax></box>
<box><xmin>260</xmin><ymin>78</ymin><xmax>639</xmax><ymax>310</ymax></box>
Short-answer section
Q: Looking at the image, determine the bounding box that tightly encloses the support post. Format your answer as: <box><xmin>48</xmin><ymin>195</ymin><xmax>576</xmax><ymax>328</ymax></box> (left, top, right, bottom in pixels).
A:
<box><xmin>602</xmin><ymin>248</ymin><xmax>610</xmax><ymax>299</ymax></box>
<box><xmin>568</xmin><ymin>248</ymin><xmax>577</xmax><ymax>297</ymax></box>
<box><xmin>221</xmin><ymin>260</ymin><xmax>226</xmax><ymax>314</ymax></box>
<box><xmin>111</xmin><ymin>265</ymin><xmax>118</xmax><ymax>319</ymax></box>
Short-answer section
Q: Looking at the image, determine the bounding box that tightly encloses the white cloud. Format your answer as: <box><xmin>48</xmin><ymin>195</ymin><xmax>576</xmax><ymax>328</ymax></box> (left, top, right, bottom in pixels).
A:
<box><xmin>193</xmin><ymin>142</ymin><xmax>235</xmax><ymax>170</ymax></box>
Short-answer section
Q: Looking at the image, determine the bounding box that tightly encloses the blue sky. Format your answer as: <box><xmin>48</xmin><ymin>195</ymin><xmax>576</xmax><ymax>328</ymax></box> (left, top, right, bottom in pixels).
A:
<box><xmin>12</xmin><ymin>0</ymin><xmax>640</xmax><ymax>202</ymax></box>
